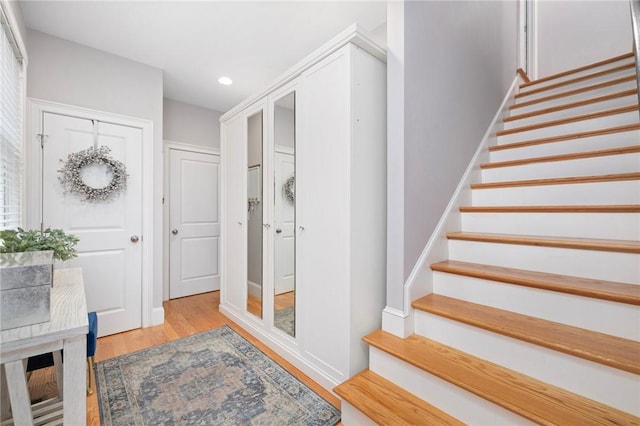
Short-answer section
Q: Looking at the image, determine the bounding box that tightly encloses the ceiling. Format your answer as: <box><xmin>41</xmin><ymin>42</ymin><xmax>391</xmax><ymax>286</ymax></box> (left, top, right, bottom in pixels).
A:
<box><xmin>19</xmin><ymin>1</ymin><xmax>387</xmax><ymax>113</ymax></box>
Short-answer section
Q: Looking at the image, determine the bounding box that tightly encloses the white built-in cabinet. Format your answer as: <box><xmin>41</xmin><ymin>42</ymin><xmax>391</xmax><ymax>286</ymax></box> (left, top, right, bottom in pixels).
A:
<box><xmin>220</xmin><ymin>25</ymin><xmax>387</xmax><ymax>391</ymax></box>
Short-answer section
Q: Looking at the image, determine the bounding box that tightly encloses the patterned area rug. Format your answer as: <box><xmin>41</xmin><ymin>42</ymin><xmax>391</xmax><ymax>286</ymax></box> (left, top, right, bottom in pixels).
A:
<box><xmin>96</xmin><ymin>326</ymin><xmax>340</xmax><ymax>425</ymax></box>
<box><xmin>274</xmin><ymin>306</ymin><xmax>294</xmax><ymax>336</ymax></box>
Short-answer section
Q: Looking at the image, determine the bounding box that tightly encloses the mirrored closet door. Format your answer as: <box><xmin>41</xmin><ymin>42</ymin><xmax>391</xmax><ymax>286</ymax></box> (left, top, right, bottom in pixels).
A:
<box><xmin>272</xmin><ymin>91</ymin><xmax>296</xmax><ymax>337</ymax></box>
<box><xmin>246</xmin><ymin>110</ymin><xmax>264</xmax><ymax>319</ymax></box>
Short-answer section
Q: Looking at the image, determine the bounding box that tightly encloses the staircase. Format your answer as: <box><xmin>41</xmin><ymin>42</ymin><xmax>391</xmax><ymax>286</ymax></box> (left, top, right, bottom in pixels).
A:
<box><xmin>335</xmin><ymin>52</ymin><xmax>640</xmax><ymax>425</ymax></box>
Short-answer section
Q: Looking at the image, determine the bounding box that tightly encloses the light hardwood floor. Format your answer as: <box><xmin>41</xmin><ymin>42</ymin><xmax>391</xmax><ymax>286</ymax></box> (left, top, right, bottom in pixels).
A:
<box><xmin>27</xmin><ymin>291</ymin><xmax>340</xmax><ymax>425</ymax></box>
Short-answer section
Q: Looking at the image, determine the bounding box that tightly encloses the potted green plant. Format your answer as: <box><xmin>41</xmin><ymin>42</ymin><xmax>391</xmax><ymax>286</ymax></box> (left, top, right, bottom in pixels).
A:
<box><xmin>0</xmin><ymin>228</ymin><xmax>79</xmax><ymax>330</ymax></box>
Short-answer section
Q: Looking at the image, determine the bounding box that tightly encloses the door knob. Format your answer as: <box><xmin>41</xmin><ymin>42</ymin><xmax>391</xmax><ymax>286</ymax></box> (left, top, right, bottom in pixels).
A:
<box><xmin>276</xmin><ymin>228</ymin><xmax>282</xmax><ymax>234</ymax></box>
<box><xmin>298</xmin><ymin>226</ymin><xmax>305</xmax><ymax>231</ymax></box>
<box><xmin>130</xmin><ymin>235</ymin><xmax>140</xmax><ymax>243</ymax></box>
<box><xmin>171</xmin><ymin>229</ymin><xmax>179</xmax><ymax>235</ymax></box>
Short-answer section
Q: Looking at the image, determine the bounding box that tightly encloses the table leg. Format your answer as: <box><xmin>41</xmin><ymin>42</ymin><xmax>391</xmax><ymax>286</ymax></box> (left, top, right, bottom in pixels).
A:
<box><xmin>4</xmin><ymin>360</ymin><xmax>33</xmax><ymax>426</ymax></box>
<box><xmin>53</xmin><ymin>350</ymin><xmax>63</xmax><ymax>397</ymax></box>
<box><xmin>0</xmin><ymin>365</ymin><xmax>11</xmax><ymax>421</ymax></box>
<box><xmin>63</xmin><ymin>334</ymin><xmax>86</xmax><ymax>424</ymax></box>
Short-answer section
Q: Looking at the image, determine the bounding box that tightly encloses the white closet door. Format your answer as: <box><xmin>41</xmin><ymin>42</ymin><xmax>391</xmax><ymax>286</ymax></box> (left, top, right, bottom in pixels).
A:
<box><xmin>297</xmin><ymin>46</ymin><xmax>351</xmax><ymax>378</ymax></box>
<box><xmin>221</xmin><ymin>115</ymin><xmax>246</xmax><ymax>310</ymax></box>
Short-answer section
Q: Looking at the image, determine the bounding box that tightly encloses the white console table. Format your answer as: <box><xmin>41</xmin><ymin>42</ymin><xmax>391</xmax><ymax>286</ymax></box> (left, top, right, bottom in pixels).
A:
<box><xmin>0</xmin><ymin>268</ymin><xmax>88</xmax><ymax>425</ymax></box>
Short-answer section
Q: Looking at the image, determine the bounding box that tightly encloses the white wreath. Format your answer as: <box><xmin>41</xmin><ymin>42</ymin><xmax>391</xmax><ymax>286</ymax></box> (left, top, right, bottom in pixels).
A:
<box><xmin>58</xmin><ymin>146</ymin><xmax>128</xmax><ymax>202</ymax></box>
<box><xmin>284</xmin><ymin>176</ymin><xmax>295</xmax><ymax>203</ymax></box>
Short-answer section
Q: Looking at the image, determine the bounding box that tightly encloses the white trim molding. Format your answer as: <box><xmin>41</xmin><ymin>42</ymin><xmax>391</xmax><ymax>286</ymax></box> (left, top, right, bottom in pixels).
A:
<box><xmin>381</xmin><ymin>306</ymin><xmax>414</xmax><ymax>338</ymax></box>
<box><xmin>27</xmin><ymin>98</ymin><xmax>158</xmax><ymax>329</ymax></box>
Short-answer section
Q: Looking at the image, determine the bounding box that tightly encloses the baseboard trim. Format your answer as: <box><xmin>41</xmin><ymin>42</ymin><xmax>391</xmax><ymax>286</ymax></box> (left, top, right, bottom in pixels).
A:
<box><xmin>151</xmin><ymin>307</ymin><xmax>165</xmax><ymax>326</ymax></box>
<box><xmin>381</xmin><ymin>306</ymin><xmax>414</xmax><ymax>338</ymax></box>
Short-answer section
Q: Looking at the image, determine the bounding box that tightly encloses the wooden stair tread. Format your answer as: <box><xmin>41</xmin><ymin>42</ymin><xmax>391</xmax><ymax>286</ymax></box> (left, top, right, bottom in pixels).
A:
<box><xmin>364</xmin><ymin>330</ymin><xmax>639</xmax><ymax>425</ymax></box>
<box><xmin>504</xmin><ymin>89</ymin><xmax>639</xmax><ymax>123</ymax></box>
<box><xmin>460</xmin><ymin>204</ymin><xmax>640</xmax><ymax>213</ymax></box>
<box><xmin>334</xmin><ymin>369</ymin><xmax>464</xmax><ymax>426</ymax></box>
<box><xmin>412</xmin><ymin>294</ymin><xmax>640</xmax><ymax>375</ymax></box>
<box><xmin>516</xmin><ymin>63</ymin><xmax>636</xmax><ymax>98</ymax></box>
<box><xmin>431</xmin><ymin>259</ymin><xmax>640</xmax><ymax>305</ymax></box>
<box><xmin>481</xmin><ymin>145</ymin><xmax>640</xmax><ymax>169</ymax></box>
<box><xmin>446</xmin><ymin>232</ymin><xmax>640</xmax><ymax>254</ymax></box>
<box><xmin>511</xmin><ymin>75</ymin><xmax>638</xmax><ymax>110</ymax></box>
<box><xmin>471</xmin><ymin>172</ymin><xmax>640</xmax><ymax>189</ymax></box>
<box><xmin>520</xmin><ymin>52</ymin><xmax>635</xmax><ymax>88</ymax></box>
<box><xmin>489</xmin><ymin>123</ymin><xmax>640</xmax><ymax>152</ymax></box>
<box><xmin>496</xmin><ymin>105</ymin><xmax>639</xmax><ymax>137</ymax></box>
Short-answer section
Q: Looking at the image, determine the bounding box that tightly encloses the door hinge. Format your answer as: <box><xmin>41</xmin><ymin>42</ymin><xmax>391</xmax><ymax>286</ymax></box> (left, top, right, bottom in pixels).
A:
<box><xmin>37</xmin><ymin>134</ymin><xmax>48</xmax><ymax>148</ymax></box>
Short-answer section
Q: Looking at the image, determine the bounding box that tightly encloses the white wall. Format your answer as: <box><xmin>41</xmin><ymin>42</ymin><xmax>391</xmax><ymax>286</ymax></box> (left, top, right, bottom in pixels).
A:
<box><xmin>534</xmin><ymin>1</ymin><xmax>632</xmax><ymax>78</ymax></box>
<box><xmin>387</xmin><ymin>1</ymin><xmax>518</xmax><ymax>311</ymax></box>
<box><xmin>163</xmin><ymin>98</ymin><xmax>222</xmax><ymax>148</ymax></box>
<box><xmin>25</xmin><ymin>29</ymin><xmax>165</xmax><ymax>312</ymax></box>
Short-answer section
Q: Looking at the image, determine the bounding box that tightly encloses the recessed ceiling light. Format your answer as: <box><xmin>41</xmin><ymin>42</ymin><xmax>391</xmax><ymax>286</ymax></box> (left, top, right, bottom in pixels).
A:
<box><xmin>218</xmin><ymin>76</ymin><xmax>233</xmax><ymax>86</ymax></box>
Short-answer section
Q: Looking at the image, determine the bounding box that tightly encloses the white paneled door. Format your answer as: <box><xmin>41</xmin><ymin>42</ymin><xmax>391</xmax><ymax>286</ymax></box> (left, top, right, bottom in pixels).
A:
<box><xmin>169</xmin><ymin>149</ymin><xmax>220</xmax><ymax>299</ymax></box>
<box><xmin>274</xmin><ymin>150</ymin><xmax>295</xmax><ymax>295</ymax></box>
<box><xmin>42</xmin><ymin>112</ymin><xmax>143</xmax><ymax>337</ymax></box>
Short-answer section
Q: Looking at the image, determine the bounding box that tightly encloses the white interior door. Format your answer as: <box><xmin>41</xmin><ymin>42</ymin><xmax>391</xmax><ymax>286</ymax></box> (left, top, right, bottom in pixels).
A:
<box><xmin>274</xmin><ymin>150</ymin><xmax>295</xmax><ymax>295</ymax></box>
<box><xmin>41</xmin><ymin>112</ymin><xmax>143</xmax><ymax>337</ymax></box>
<box><xmin>169</xmin><ymin>149</ymin><xmax>220</xmax><ymax>299</ymax></box>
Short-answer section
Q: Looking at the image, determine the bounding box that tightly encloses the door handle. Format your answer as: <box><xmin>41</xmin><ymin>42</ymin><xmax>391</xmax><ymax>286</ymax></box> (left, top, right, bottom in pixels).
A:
<box><xmin>276</xmin><ymin>228</ymin><xmax>282</xmax><ymax>234</ymax></box>
<box><xmin>171</xmin><ymin>229</ymin><xmax>179</xmax><ymax>235</ymax></box>
<box><xmin>130</xmin><ymin>235</ymin><xmax>140</xmax><ymax>243</ymax></box>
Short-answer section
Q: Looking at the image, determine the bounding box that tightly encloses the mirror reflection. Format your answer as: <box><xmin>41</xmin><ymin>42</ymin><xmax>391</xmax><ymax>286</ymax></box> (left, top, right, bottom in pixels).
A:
<box><xmin>247</xmin><ymin>111</ymin><xmax>263</xmax><ymax>318</ymax></box>
<box><xmin>273</xmin><ymin>92</ymin><xmax>295</xmax><ymax>337</ymax></box>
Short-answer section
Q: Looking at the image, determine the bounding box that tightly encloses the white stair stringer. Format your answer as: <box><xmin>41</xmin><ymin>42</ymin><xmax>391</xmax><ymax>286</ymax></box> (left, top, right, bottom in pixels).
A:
<box><xmin>517</xmin><ymin>56</ymin><xmax>635</xmax><ymax>92</ymax></box>
<box><xmin>510</xmin><ymin>78</ymin><xmax>638</xmax><ymax>115</ymax></box>
<box><xmin>412</xmin><ymin>310</ymin><xmax>640</xmax><ymax>415</ymax></box>
<box><xmin>460</xmin><ymin>211</ymin><xmax>640</xmax><ymax>240</ymax></box>
<box><xmin>503</xmin><ymin>92</ymin><xmax>638</xmax><ymax>129</ymax></box>
<box><xmin>481</xmin><ymin>150</ymin><xmax>640</xmax><ymax>182</ymax></box>
<box><xmin>432</xmin><ymin>272</ymin><xmax>640</xmax><ymax>340</ymax></box>
<box><xmin>489</xmin><ymin>128</ymin><xmax>640</xmax><ymax>162</ymax></box>
<box><xmin>496</xmin><ymin>109</ymin><xmax>639</xmax><ymax>145</ymax></box>
<box><xmin>368</xmin><ymin>347</ymin><xmax>536</xmax><ymax>426</ymax></box>
<box><xmin>515</xmin><ymin>68</ymin><xmax>637</xmax><ymax>102</ymax></box>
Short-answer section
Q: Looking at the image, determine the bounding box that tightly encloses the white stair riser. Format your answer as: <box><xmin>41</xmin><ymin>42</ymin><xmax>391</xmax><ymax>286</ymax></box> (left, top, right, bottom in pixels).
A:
<box><xmin>414</xmin><ymin>311</ymin><xmax>640</xmax><ymax>415</ymax></box>
<box><xmin>516</xmin><ymin>70</ymin><xmax>637</xmax><ymax>101</ymax></box>
<box><xmin>510</xmin><ymin>80</ymin><xmax>638</xmax><ymax>115</ymax></box>
<box><xmin>447</xmin><ymin>240</ymin><xmax>640</xmax><ymax>284</ymax></box>
<box><xmin>481</xmin><ymin>152</ymin><xmax>640</xmax><ymax>182</ymax></box>
<box><xmin>341</xmin><ymin>402</ymin><xmax>377</xmax><ymax>426</ymax></box>
<box><xmin>503</xmin><ymin>94</ymin><xmax>638</xmax><ymax>129</ymax></box>
<box><xmin>472</xmin><ymin>180</ymin><xmax>640</xmax><ymax>206</ymax></box>
<box><xmin>520</xmin><ymin>58</ymin><xmax>636</xmax><ymax>91</ymax></box>
<box><xmin>433</xmin><ymin>272</ymin><xmax>640</xmax><ymax>340</ymax></box>
<box><xmin>497</xmin><ymin>111</ymin><xmax>639</xmax><ymax>145</ymax></box>
<box><xmin>460</xmin><ymin>212</ymin><xmax>640</xmax><ymax>241</ymax></box>
<box><xmin>489</xmin><ymin>130</ymin><xmax>640</xmax><ymax>162</ymax></box>
<box><xmin>369</xmin><ymin>348</ymin><xmax>535</xmax><ymax>425</ymax></box>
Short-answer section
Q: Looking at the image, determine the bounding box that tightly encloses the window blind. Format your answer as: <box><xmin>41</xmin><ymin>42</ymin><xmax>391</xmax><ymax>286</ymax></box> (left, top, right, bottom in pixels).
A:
<box><xmin>0</xmin><ymin>4</ymin><xmax>24</xmax><ymax>230</ymax></box>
